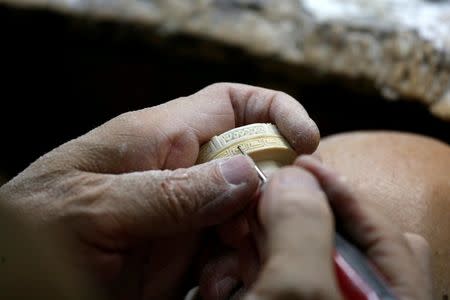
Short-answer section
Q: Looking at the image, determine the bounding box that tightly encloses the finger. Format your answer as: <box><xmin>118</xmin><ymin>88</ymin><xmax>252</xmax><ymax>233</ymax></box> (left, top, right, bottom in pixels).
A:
<box><xmin>237</xmin><ymin>236</ymin><xmax>260</xmax><ymax>289</ymax></box>
<box><xmin>188</xmin><ymin>83</ymin><xmax>320</xmax><ymax>154</ymax></box>
<box><xmin>82</xmin><ymin>155</ymin><xmax>259</xmax><ymax>242</ymax></box>
<box><xmin>295</xmin><ymin>155</ymin><xmax>426</xmax><ymax>298</ymax></box>
<box><xmin>311</xmin><ymin>150</ymin><xmax>323</xmax><ymax>162</ymax></box>
<box><xmin>75</xmin><ymin>83</ymin><xmax>319</xmax><ymax>172</ymax></box>
<box><xmin>404</xmin><ymin>233</ymin><xmax>433</xmax><ymax>298</ymax></box>
<box><xmin>199</xmin><ymin>250</ymin><xmax>241</xmax><ymax>300</ymax></box>
<box><xmin>246</xmin><ymin>200</ymin><xmax>265</xmax><ymax>256</ymax></box>
<box><xmin>248</xmin><ymin>167</ymin><xmax>340</xmax><ymax>300</ymax></box>
<box><xmin>217</xmin><ymin>213</ymin><xmax>250</xmax><ymax>248</ymax></box>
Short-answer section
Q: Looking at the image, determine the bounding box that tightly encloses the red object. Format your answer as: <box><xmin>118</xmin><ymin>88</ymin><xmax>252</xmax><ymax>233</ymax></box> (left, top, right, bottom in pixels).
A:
<box><xmin>334</xmin><ymin>251</ymin><xmax>380</xmax><ymax>300</ymax></box>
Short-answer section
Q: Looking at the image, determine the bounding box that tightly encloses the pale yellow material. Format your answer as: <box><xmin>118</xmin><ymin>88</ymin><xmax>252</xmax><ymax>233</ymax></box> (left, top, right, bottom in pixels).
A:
<box><xmin>187</xmin><ymin>124</ymin><xmax>297</xmax><ymax>300</ymax></box>
<box><xmin>197</xmin><ymin>123</ymin><xmax>297</xmax><ymax>175</ymax></box>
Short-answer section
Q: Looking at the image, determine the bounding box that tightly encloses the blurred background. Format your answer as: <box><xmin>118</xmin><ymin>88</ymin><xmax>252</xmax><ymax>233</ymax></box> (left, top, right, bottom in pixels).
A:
<box><xmin>1</xmin><ymin>0</ymin><xmax>449</xmax><ymax>183</ymax></box>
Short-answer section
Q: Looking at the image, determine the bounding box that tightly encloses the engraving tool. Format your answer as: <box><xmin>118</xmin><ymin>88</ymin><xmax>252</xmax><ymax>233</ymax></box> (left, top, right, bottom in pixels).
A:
<box><xmin>237</xmin><ymin>146</ymin><xmax>397</xmax><ymax>300</ymax></box>
<box><xmin>237</xmin><ymin>145</ymin><xmax>267</xmax><ymax>183</ymax></box>
<box><xmin>198</xmin><ymin>124</ymin><xmax>398</xmax><ymax>300</ymax></box>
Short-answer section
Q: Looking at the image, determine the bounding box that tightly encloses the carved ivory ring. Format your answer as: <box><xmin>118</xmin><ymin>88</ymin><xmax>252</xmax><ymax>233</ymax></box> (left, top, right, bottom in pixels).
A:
<box><xmin>197</xmin><ymin>123</ymin><xmax>297</xmax><ymax>175</ymax></box>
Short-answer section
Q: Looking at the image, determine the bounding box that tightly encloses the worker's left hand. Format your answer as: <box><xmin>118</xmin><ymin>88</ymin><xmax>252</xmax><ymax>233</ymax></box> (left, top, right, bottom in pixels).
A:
<box><xmin>0</xmin><ymin>83</ymin><xmax>319</xmax><ymax>299</ymax></box>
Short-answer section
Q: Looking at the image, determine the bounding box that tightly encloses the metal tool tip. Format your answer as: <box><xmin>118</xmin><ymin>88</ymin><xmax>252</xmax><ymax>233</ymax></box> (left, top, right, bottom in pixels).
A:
<box><xmin>237</xmin><ymin>145</ymin><xmax>245</xmax><ymax>155</ymax></box>
<box><xmin>236</xmin><ymin>145</ymin><xmax>267</xmax><ymax>183</ymax></box>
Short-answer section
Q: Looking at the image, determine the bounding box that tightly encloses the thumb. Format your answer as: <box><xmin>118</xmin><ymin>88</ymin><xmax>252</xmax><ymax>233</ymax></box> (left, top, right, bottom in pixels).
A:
<box><xmin>104</xmin><ymin>155</ymin><xmax>259</xmax><ymax>238</ymax></box>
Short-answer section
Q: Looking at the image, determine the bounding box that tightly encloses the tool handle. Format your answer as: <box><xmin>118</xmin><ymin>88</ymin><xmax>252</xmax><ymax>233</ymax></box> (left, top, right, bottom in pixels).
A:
<box><xmin>334</xmin><ymin>234</ymin><xmax>398</xmax><ymax>300</ymax></box>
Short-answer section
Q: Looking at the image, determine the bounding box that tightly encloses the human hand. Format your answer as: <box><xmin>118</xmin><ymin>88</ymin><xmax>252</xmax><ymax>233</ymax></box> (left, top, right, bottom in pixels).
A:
<box><xmin>199</xmin><ymin>157</ymin><xmax>432</xmax><ymax>300</ymax></box>
<box><xmin>0</xmin><ymin>83</ymin><xmax>319</xmax><ymax>299</ymax></box>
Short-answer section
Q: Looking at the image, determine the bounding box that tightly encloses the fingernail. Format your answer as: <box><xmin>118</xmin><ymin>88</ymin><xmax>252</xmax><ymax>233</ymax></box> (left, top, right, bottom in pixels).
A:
<box><xmin>219</xmin><ymin>155</ymin><xmax>253</xmax><ymax>185</ymax></box>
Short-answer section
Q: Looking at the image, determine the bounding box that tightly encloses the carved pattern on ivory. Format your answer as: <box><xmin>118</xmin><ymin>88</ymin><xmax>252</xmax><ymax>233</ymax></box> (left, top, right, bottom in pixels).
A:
<box><xmin>197</xmin><ymin>123</ymin><xmax>293</xmax><ymax>163</ymax></box>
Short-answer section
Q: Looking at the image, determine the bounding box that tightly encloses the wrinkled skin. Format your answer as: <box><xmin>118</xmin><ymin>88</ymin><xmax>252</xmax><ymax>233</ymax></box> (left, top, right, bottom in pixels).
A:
<box><xmin>0</xmin><ymin>83</ymin><xmax>320</xmax><ymax>299</ymax></box>
<box><xmin>199</xmin><ymin>132</ymin><xmax>448</xmax><ymax>300</ymax></box>
<box><xmin>0</xmin><ymin>82</ymin><xmax>439</xmax><ymax>299</ymax></box>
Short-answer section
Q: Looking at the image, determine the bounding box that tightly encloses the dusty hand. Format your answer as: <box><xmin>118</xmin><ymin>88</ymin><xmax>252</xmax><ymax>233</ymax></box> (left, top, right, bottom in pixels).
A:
<box><xmin>0</xmin><ymin>83</ymin><xmax>319</xmax><ymax>299</ymax></box>
<box><xmin>249</xmin><ymin>157</ymin><xmax>432</xmax><ymax>299</ymax></box>
<box><xmin>200</xmin><ymin>157</ymin><xmax>432</xmax><ymax>300</ymax></box>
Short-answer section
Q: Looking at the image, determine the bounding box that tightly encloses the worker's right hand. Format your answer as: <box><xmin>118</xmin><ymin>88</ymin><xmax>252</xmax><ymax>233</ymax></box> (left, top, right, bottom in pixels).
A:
<box><xmin>201</xmin><ymin>156</ymin><xmax>432</xmax><ymax>300</ymax></box>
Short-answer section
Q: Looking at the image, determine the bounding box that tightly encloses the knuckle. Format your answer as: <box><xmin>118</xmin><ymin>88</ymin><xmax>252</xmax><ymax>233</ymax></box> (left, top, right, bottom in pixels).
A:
<box><xmin>101</xmin><ymin>111</ymin><xmax>148</xmax><ymax>144</ymax></box>
<box><xmin>112</xmin><ymin>110</ymin><xmax>157</xmax><ymax>136</ymax></box>
<box><xmin>273</xmin><ymin>90</ymin><xmax>290</xmax><ymax>101</ymax></box>
<box><xmin>207</xmin><ymin>162</ymin><xmax>227</xmax><ymax>185</ymax></box>
<box><xmin>158</xmin><ymin>177</ymin><xmax>193</xmax><ymax>222</ymax></box>
<box><xmin>59</xmin><ymin>172</ymin><xmax>112</xmax><ymax>205</ymax></box>
<box><xmin>156</xmin><ymin>170</ymin><xmax>201</xmax><ymax>224</ymax></box>
<box><xmin>60</xmin><ymin>174</ymin><xmax>123</xmax><ymax>231</ymax></box>
<box><xmin>113</xmin><ymin>111</ymin><xmax>135</xmax><ymax>125</ymax></box>
<box><xmin>114</xmin><ymin>111</ymin><xmax>142</xmax><ymax>131</ymax></box>
<box><xmin>203</xmin><ymin>82</ymin><xmax>231</xmax><ymax>93</ymax></box>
